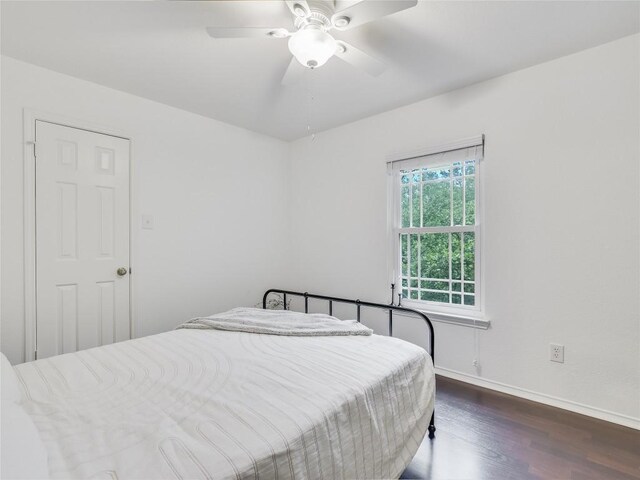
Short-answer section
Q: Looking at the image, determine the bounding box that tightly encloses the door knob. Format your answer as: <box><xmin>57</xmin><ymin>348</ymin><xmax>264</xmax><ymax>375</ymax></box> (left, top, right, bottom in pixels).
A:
<box><xmin>117</xmin><ymin>267</ymin><xmax>128</xmax><ymax>277</ymax></box>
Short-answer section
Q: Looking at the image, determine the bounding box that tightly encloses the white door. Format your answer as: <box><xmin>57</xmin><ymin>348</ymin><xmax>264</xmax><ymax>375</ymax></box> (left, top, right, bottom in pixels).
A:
<box><xmin>35</xmin><ymin>121</ymin><xmax>130</xmax><ymax>359</ymax></box>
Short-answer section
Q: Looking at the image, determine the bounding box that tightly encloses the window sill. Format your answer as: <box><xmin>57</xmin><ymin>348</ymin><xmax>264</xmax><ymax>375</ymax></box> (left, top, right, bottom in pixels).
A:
<box><xmin>398</xmin><ymin>302</ymin><xmax>490</xmax><ymax>329</ymax></box>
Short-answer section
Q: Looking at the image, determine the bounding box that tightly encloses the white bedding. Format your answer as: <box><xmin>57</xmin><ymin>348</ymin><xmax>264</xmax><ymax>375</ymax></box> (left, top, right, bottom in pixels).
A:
<box><xmin>178</xmin><ymin>307</ymin><xmax>373</xmax><ymax>336</ymax></box>
<box><xmin>14</xmin><ymin>327</ymin><xmax>435</xmax><ymax>480</ymax></box>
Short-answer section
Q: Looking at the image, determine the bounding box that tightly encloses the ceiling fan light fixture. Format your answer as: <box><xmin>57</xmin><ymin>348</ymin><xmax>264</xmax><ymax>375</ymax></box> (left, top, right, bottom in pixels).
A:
<box><xmin>288</xmin><ymin>27</ymin><xmax>337</xmax><ymax>69</ymax></box>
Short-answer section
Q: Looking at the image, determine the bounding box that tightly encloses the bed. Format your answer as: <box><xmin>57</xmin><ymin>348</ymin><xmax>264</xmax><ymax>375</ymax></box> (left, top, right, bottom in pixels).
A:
<box><xmin>3</xmin><ymin>289</ymin><xmax>436</xmax><ymax>480</ymax></box>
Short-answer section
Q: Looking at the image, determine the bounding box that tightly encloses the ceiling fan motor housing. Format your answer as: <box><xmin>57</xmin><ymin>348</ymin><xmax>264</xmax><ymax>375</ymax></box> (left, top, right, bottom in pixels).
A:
<box><xmin>294</xmin><ymin>10</ymin><xmax>332</xmax><ymax>31</ymax></box>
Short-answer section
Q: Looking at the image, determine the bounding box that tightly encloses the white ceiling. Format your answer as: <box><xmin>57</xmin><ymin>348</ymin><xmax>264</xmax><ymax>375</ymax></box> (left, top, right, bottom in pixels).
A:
<box><xmin>2</xmin><ymin>1</ymin><xmax>639</xmax><ymax>140</ymax></box>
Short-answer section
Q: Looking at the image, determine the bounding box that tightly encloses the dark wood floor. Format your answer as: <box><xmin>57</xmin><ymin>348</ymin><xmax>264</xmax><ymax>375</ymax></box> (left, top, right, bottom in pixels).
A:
<box><xmin>401</xmin><ymin>376</ymin><xmax>640</xmax><ymax>480</ymax></box>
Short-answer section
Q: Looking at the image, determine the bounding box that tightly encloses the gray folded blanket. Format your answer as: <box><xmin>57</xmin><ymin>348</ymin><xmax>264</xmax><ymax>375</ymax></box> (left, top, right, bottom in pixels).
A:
<box><xmin>177</xmin><ymin>307</ymin><xmax>373</xmax><ymax>336</ymax></box>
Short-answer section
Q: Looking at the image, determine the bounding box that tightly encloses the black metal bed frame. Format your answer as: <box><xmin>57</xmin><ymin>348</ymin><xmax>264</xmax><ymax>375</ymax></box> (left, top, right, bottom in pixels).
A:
<box><xmin>262</xmin><ymin>288</ymin><xmax>436</xmax><ymax>439</ymax></box>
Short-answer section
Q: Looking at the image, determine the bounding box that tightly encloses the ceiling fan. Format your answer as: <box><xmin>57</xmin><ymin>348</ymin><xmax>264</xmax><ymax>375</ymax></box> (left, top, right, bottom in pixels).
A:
<box><xmin>206</xmin><ymin>0</ymin><xmax>418</xmax><ymax>84</ymax></box>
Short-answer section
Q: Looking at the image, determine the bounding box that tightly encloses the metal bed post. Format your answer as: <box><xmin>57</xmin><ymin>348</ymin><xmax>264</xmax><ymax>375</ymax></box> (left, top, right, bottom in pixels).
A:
<box><xmin>262</xmin><ymin>288</ymin><xmax>436</xmax><ymax>439</ymax></box>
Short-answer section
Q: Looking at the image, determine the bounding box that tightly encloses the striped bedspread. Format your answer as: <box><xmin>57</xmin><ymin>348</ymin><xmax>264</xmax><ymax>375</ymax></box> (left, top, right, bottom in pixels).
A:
<box><xmin>14</xmin><ymin>328</ymin><xmax>435</xmax><ymax>479</ymax></box>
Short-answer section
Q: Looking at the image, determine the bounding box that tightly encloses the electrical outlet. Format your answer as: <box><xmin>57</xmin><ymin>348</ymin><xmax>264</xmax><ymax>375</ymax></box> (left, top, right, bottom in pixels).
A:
<box><xmin>550</xmin><ymin>344</ymin><xmax>564</xmax><ymax>363</ymax></box>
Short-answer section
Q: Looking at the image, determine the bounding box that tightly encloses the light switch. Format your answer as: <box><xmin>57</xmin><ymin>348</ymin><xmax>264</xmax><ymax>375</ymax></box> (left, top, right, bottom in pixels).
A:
<box><xmin>141</xmin><ymin>214</ymin><xmax>154</xmax><ymax>230</ymax></box>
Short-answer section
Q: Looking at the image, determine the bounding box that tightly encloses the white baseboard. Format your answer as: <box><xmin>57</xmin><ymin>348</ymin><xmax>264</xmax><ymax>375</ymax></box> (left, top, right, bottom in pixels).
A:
<box><xmin>435</xmin><ymin>366</ymin><xmax>640</xmax><ymax>431</ymax></box>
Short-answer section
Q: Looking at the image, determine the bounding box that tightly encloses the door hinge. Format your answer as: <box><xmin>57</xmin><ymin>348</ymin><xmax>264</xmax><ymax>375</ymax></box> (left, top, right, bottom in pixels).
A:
<box><xmin>34</xmin><ymin>350</ymin><xmax>38</xmax><ymax>360</ymax></box>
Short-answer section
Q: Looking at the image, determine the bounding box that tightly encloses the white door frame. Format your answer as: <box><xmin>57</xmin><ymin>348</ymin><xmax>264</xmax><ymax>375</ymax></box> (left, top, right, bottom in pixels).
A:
<box><xmin>23</xmin><ymin>109</ymin><xmax>135</xmax><ymax>362</ymax></box>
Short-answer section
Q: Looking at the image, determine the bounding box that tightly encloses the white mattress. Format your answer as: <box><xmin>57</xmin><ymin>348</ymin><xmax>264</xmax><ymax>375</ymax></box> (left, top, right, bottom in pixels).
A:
<box><xmin>14</xmin><ymin>328</ymin><xmax>435</xmax><ymax>479</ymax></box>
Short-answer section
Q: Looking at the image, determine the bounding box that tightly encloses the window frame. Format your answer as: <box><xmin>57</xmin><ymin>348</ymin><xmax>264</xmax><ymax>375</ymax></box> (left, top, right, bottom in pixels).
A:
<box><xmin>387</xmin><ymin>136</ymin><xmax>488</xmax><ymax>328</ymax></box>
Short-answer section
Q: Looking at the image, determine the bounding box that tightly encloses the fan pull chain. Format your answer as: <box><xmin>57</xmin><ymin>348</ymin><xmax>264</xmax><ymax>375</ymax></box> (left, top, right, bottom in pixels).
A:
<box><xmin>305</xmin><ymin>71</ymin><xmax>316</xmax><ymax>141</ymax></box>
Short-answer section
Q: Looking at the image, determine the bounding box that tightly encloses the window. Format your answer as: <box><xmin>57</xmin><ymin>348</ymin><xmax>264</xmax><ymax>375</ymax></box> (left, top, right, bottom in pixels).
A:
<box><xmin>389</xmin><ymin>138</ymin><xmax>483</xmax><ymax>316</ymax></box>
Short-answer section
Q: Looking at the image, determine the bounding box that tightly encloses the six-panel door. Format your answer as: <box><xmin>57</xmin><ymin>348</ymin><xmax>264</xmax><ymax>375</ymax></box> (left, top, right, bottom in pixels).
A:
<box><xmin>35</xmin><ymin>121</ymin><xmax>130</xmax><ymax>359</ymax></box>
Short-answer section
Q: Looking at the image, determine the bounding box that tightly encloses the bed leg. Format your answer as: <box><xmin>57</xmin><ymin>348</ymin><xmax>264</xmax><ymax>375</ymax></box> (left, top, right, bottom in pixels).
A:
<box><xmin>428</xmin><ymin>412</ymin><xmax>436</xmax><ymax>439</ymax></box>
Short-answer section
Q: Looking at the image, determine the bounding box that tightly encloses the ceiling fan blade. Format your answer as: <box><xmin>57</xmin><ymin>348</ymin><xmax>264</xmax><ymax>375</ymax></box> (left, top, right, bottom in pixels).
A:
<box><xmin>334</xmin><ymin>41</ymin><xmax>386</xmax><ymax>76</ymax></box>
<box><xmin>331</xmin><ymin>0</ymin><xmax>418</xmax><ymax>30</ymax></box>
<box><xmin>281</xmin><ymin>56</ymin><xmax>306</xmax><ymax>86</ymax></box>
<box><xmin>285</xmin><ymin>0</ymin><xmax>311</xmax><ymax>18</ymax></box>
<box><xmin>206</xmin><ymin>27</ymin><xmax>291</xmax><ymax>39</ymax></box>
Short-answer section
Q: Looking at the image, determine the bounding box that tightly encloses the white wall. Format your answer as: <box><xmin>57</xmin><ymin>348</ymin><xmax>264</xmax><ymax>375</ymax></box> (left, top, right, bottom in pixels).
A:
<box><xmin>288</xmin><ymin>35</ymin><xmax>640</xmax><ymax>425</ymax></box>
<box><xmin>1</xmin><ymin>56</ymin><xmax>291</xmax><ymax>365</ymax></box>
